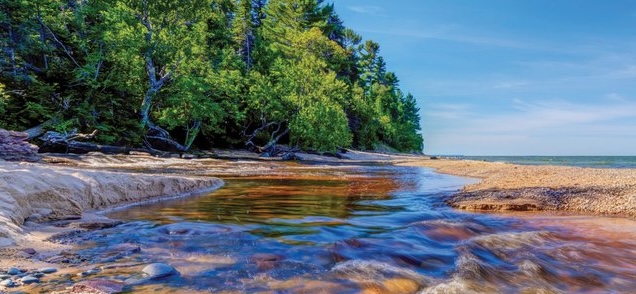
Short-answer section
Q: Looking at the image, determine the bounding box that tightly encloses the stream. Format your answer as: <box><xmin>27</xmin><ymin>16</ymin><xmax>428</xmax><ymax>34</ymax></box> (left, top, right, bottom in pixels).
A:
<box><xmin>36</xmin><ymin>162</ymin><xmax>636</xmax><ymax>293</ymax></box>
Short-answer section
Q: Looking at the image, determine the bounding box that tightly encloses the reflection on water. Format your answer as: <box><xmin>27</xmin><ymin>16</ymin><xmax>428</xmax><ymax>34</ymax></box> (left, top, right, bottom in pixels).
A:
<box><xmin>47</xmin><ymin>164</ymin><xmax>636</xmax><ymax>293</ymax></box>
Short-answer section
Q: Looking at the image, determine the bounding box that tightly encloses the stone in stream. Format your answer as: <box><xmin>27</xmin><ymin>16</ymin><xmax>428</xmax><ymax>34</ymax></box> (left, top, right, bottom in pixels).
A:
<box><xmin>19</xmin><ymin>275</ymin><xmax>39</xmax><ymax>284</ymax></box>
<box><xmin>6</xmin><ymin>267</ymin><xmax>20</xmax><ymax>275</ymax></box>
<box><xmin>78</xmin><ymin>268</ymin><xmax>101</xmax><ymax>277</ymax></box>
<box><xmin>141</xmin><ymin>263</ymin><xmax>178</xmax><ymax>279</ymax></box>
<box><xmin>71</xmin><ymin>279</ymin><xmax>125</xmax><ymax>294</ymax></box>
<box><xmin>39</xmin><ymin>267</ymin><xmax>58</xmax><ymax>274</ymax></box>
<box><xmin>22</xmin><ymin>248</ymin><xmax>37</xmax><ymax>255</ymax></box>
<box><xmin>0</xmin><ymin>279</ymin><xmax>16</xmax><ymax>287</ymax></box>
<box><xmin>124</xmin><ymin>262</ymin><xmax>180</xmax><ymax>286</ymax></box>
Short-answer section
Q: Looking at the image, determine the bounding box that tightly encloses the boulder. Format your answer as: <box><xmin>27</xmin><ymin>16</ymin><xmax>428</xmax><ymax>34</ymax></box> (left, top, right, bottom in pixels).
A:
<box><xmin>0</xmin><ymin>129</ymin><xmax>40</xmax><ymax>162</ymax></box>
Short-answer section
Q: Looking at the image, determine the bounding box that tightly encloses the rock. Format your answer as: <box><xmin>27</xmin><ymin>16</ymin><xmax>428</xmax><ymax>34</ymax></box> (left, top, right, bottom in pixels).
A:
<box><xmin>69</xmin><ymin>220</ymin><xmax>123</xmax><ymax>230</ymax></box>
<box><xmin>0</xmin><ymin>237</ymin><xmax>14</xmax><ymax>247</ymax></box>
<box><xmin>6</xmin><ymin>268</ymin><xmax>20</xmax><ymax>275</ymax></box>
<box><xmin>249</xmin><ymin>253</ymin><xmax>284</xmax><ymax>270</ymax></box>
<box><xmin>71</xmin><ymin>279</ymin><xmax>125</xmax><ymax>294</ymax></box>
<box><xmin>0</xmin><ymin>274</ymin><xmax>10</xmax><ymax>280</ymax></box>
<box><xmin>39</xmin><ymin>267</ymin><xmax>58</xmax><ymax>274</ymax></box>
<box><xmin>19</xmin><ymin>275</ymin><xmax>39</xmax><ymax>284</ymax></box>
<box><xmin>180</xmin><ymin>153</ymin><xmax>197</xmax><ymax>159</ymax></box>
<box><xmin>78</xmin><ymin>268</ymin><xmax>101</xmax><ymax>277</ymax></box>
<box><xmin>0</xmin><ymin>129</ymin><xmax>40</xmax><ymax>162</ymax></box>
<box><xmin>25</xmin><ymin>213</ymin><xmax>43</xmax><ymax>222</ymax></box>
<box><xmin>0</xmin><ymin>279</ymin><xmax>16</xmax><ymax>287</ymax></box>
<box><xmin>32</xmin><ymin>272</ymin><xmax>44</xmax><ymax>278</ymax></box>
<box><xmin>22</xmin><ymin>248</ymin><xmax>37</xmax><ymax>255</ymax></box>
<box><xmin>141</xmin><ymin>263</ymin><xmax>178</xmax><ymax>279</ymax></box>
<box><xmin>281</xmin><ymin>152</ymin><xmax>300</xmax><ymax>161</ymax></box>
<box><xmin>109</xmin><ymin>243</ymin><xmax>141</xmax><ymax>255</ymax></box>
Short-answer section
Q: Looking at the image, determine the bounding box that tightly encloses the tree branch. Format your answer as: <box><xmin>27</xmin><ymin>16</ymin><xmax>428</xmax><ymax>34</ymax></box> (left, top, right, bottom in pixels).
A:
<box><xmin>35</xmin><ymin>17</ymin><xmax>81</xmax><ymax>69</ymax></box>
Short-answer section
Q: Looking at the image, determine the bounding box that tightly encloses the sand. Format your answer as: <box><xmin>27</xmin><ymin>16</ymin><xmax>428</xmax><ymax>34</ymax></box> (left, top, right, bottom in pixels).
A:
<box><xmin>403</xmin><ymin>159</ymin><xmax>636</xmax><ymax>218</ymax></box>
<box><xmin>0</xmin><ymin>158</ymin><xmax>223</xmax><ymax>251</ymax></box>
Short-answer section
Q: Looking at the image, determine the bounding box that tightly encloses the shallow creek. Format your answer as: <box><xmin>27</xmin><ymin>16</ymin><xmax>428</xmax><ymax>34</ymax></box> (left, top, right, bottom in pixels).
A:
<box><xmin>38</xmin><ymin>162</ymin><xmax>636</xmax><ymax>293</ymax></box>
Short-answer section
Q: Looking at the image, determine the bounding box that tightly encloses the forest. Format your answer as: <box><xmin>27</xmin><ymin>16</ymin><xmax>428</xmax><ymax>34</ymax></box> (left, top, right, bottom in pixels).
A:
<box><xmin>0</xmin><ymin>0</ymin><xmax>423</xmax><ymax>154</ymax></box>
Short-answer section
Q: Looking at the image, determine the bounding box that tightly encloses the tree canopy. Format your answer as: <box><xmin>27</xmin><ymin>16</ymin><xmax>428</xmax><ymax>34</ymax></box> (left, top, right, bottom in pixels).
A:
<box><xmin>0</xmin><ymin>0</ymin><xmax>423</xmax><ymax>153</ymax></box>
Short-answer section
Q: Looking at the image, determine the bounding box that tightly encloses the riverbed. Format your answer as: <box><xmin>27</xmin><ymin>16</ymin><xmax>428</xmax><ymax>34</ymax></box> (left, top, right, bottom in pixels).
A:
<box><xmin>16</xmin><ymin>160</ymin><xmax>636</xmax><ymax>293</ymax></box>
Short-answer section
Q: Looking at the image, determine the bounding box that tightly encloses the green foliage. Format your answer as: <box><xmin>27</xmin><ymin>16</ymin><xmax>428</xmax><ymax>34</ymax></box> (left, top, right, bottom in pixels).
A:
<box><xmin>0</xmin><ymin>0</ymin><xmax>423</xmax><ymax>152</ymax></box>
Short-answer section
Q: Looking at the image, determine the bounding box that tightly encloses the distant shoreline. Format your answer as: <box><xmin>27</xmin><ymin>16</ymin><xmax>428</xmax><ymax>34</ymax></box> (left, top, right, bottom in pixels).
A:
<box><xmin>402</xmin><ymin>158</ymin><xmax>636</xmax><ymax>218</ymax></box>
<box><xmin>431</xmin><ymin>155</ymin><xmax>636</xmax><ymax>169</ymax></box>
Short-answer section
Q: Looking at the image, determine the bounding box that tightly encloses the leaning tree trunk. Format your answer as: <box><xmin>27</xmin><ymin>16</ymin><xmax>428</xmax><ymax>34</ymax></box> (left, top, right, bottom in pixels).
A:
<box><xmin>136</xmin><ymin>13</ymin><xmax>189</xmax><ymax>152</ymax></box>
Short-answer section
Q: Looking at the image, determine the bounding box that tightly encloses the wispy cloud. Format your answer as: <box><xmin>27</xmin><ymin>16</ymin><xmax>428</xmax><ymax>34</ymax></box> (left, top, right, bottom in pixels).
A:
<box><xmin>471</xmin><ymin>99</ymin><xmax>636</xmax><ymax>134</ymax></box>
<box><xmin>348</xmin><ymin>6</ymin><xmax>385</xmax><ymax>16</ymax></box>
<box><xmin>424</xmin><ymin>98</ymin><xmax>636</xmax><ymax>155</ymax></box>
<box><xmin>358</xmin><ymin>26</ymin><xmax>559</xmax><ymax>52</ymax></box>
<box><xmin>493</xmin><ymin>80</ymin><xmax>529</xmax><ymax>89</ymax></box>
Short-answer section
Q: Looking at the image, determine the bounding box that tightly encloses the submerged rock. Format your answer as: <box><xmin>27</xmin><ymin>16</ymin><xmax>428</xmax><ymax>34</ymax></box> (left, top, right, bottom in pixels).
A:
<box><xmin>6</xmin><ymin>267</ymin><xmax>20</xmax><ymax>275</ymax></box>
<box><xmin>0</xmin><ymin>279</ymin><xmax>16</xmax><ymax>287</ymax></box>
<box><xmin>39</xmin><ymin>267</ymin><xmax>58</xmax><ymax>274</ymax></box>
<box><xmin>22</xmin><ymin>248</ymin><xmax>37</xmax><ymax>255</ymax></box>
<box><xmin>71</xmin><ymin>279</ymin><xmax>125</xmax><ymax>294</ymax></box>
<box><xmin>20</xmin><ymin>275</ymin><xmax>39</xmax><ymax>284</ymax></box>
<box><xmin>249</xmin><ymin>253</ymin><xmax>284</xmax><ymax>270</ymax></box>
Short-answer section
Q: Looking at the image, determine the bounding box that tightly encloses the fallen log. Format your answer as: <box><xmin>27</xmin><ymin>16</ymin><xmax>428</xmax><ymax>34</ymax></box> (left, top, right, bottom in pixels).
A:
<box><xmin>38</xmin><ymin>129</ymin><xmax>167</xmax><ymax>156</ymax></box>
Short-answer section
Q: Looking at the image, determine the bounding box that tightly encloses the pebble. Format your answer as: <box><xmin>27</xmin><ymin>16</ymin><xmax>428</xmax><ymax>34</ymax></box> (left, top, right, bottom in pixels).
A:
<box><xmin>7</xmin><ymin>268</ymin><xmax>20</xmax><ymax>275</ymax></box>
<box><xmin>22</xmin><ymin>248</ymin><xmax>37</xmax><ymax>255</ymax></box>
<box><xmin>39</xmin><ymin>267</ymin><xmax>58</xmax><ymax>274</ymax></box>
<box><xmin>32</xmin><ymin>272</ymin><xmax>44</xmax><ymax>278</ymax></box>
<box><xmin>0</xmin><ymin>279</ymin><xmax>16</xmax><ymax>287</ymax></box>
<box><xmin>20</xmin><ymin>275</ymin><xmax>39</xmax><ymax>284</ymax></box>
<box><xmin>0</xmin><ymin>274</ymin><xmax>10</xmax><ymax>280</ymax></box>
<box><xmin>78</xmin><ymin>268</ymin><xmax>101</xmax><ymax>277</ymax></box>
<box><xmin>142</xmin><ymin>263</ymin><xmax>177</xmax><ymax>279</ymax></box>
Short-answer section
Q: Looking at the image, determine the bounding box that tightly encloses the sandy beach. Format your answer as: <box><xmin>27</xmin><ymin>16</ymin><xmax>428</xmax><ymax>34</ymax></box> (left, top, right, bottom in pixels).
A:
<box><xmin>403</xmin><ymin>158</ymin><xmax>636</xmax><ymax>218</ymax></box>
<box><xmin>0</xmin><ymin>156</ymin><xmax>224</xmax><ymax>265</ymax></box>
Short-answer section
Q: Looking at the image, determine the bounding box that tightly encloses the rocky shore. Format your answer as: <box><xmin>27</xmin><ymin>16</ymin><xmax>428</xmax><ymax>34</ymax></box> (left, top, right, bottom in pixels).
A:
<box><xmin>404</xmin><ymin>159</ymin><xmax>636</xmax><ymax>218</ymax></box>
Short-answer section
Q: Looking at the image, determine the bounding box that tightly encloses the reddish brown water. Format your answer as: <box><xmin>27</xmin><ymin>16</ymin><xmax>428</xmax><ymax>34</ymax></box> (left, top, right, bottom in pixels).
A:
<box><xmin>36</xmin><ymin>162</ymin><xmax>636</xmax><ymax>293</ymax></box>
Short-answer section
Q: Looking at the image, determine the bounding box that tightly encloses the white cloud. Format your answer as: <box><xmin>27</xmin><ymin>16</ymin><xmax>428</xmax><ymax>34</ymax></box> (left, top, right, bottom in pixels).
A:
<box><xmin>348</xmin><ymin>6</ymin><xmax>385</xmax><ymax>16</ymax></box>
<box><xmin>493</xmin><ymin>80</ymin><xmax>529</xmax><ymax>89</ymax></box>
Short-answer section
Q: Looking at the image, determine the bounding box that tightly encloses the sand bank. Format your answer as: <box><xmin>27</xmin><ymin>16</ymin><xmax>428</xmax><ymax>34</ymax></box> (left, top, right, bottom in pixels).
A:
<box><xmin>403</xmin><ymin>159</ymin><xmax>636</xmax><ymax>218</ymax></box>
<box><xmin>0</xmin><ymin>158</ymin><xmax>223</xmax><ymax>249</ymax></box>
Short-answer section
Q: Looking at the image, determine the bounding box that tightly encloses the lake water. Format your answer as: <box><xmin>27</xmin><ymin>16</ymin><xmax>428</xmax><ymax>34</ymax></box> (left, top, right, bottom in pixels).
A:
<box><xmin>452</xmin><ymin>156</ymin><xmax>636</xmax><ymax>168</ymax></box>
<box><xmin>40</xmin><ymin>162</ymin><xmax>636</xmax><ymax>293</ymax></box>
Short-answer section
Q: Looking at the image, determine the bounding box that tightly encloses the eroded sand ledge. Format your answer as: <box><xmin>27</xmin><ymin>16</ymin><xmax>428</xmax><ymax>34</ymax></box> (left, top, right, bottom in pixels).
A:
<box><xmin>402</xmin><ymin>159</ymin><xmax>636</xmax><ymax>218</ymax></box>
<box><xmin>0</xmin><ymin>158</ymin><xmax>223</xmax><ymax>247</ymax></box>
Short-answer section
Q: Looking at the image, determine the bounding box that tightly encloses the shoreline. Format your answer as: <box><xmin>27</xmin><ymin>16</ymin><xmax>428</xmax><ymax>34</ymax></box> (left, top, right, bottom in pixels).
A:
<box><xmin>0</xmin><ymin>157</ymin><xmax>225</xmax><ymax>265</ymax></box>
<box><xmin>0</xmin><ymin>152</ymin><xmax>635</xmax><ymax>291</ymax></box>
<box><xmin>401</xmin><ymin>158</ymin><xmax>636</xmax><ymax>218</ymax></box>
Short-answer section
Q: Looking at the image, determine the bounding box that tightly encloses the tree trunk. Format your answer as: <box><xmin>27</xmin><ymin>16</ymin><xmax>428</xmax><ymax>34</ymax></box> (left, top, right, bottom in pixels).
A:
<box><xmin>23</xmin><ymin>118</ymin><xmax>59</xmax><ymax>139</ymax></box>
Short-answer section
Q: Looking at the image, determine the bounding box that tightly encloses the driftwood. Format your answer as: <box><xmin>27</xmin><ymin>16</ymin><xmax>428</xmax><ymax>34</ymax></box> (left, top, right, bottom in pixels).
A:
<box><xmin>243</xmin><ymin>117</ymin><xmax>290</xmax><ymax>156</ymax></box>
<box><xmin>38</xmin><ymin>129</ymin><xmax>166</xmax><ymax>156</ymax></box>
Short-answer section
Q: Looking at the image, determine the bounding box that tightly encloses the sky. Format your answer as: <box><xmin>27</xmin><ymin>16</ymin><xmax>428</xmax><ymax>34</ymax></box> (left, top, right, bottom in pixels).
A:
<box><xmin>335</xmin><ymin>0</ymin><xmax>636</xmax><ymax>155</ymax></box>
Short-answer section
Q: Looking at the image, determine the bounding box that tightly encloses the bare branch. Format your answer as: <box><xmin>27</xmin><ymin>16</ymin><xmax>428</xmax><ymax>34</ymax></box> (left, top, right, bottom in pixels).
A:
<box><xmin>35</xmin><ymin>17</ymin><xmax>81</xmax><ymax>69</ymax></box>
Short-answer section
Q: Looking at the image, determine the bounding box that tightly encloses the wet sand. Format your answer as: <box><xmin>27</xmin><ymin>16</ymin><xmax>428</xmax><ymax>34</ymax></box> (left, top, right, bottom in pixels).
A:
<box><xmin>0</xmin><ymin>156</ymin><xmax>224</xmax><ymax>269</ymax></box>
<box><xmin>403</xmin><ymin>158</ymin><xmax>636</xmax><ymax>218</ymax></box>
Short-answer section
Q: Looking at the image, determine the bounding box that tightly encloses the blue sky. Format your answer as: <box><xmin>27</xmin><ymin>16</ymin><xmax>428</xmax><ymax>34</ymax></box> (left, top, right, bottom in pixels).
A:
<box><xmin>335</xmin><ymin>1</ymin><xmax>636</xmax><ymax>155</ymax></box>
